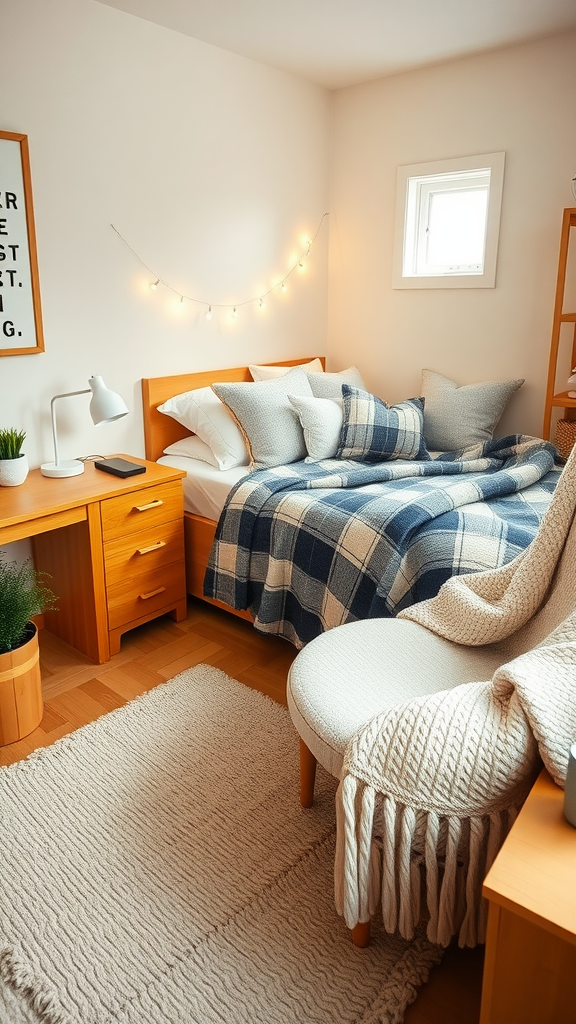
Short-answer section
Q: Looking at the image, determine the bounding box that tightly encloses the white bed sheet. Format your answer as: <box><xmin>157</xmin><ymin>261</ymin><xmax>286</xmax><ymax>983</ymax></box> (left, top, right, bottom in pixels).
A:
<box><xmin>157</xmin><ymin>455</ymin><xmax>249</xmax><ymax>521</ymax></box>
<box><xmin>158</xmin><ymin>451</ymin><xmax>448</xmax><ymax>522</ymax></box>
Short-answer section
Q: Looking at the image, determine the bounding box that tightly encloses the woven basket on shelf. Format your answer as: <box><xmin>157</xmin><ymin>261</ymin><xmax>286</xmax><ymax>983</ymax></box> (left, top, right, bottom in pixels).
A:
<box><xmin>555</xmin><ymin>418</ymin><xmax>576</xmax><ymax>460</ymax></box>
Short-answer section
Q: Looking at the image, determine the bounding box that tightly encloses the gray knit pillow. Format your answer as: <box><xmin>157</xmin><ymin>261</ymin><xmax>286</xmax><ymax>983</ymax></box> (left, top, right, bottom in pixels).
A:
<box><xmin>421</xmin><ymin>370</ymin><xmax>524</xmax><ymax>451</ymax></box>
<box><xmin>212</xmin><ymin>367</ymin><xmax>313</xmax><ymax>469</ymax></box>
<box><xmin>305</xmin><ymin>366</ymin><xmax>366</xmax><ymax>402</ymax></box>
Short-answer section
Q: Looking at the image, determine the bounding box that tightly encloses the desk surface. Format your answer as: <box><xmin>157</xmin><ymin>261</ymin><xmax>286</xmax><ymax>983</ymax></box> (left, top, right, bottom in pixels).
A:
<box><xmin>483</xmin><ymin>769</ymin><xmax>576</xmax><ymax>945</ymax></box>
<box><xmin>0</xmin><ymin>456</ymin><xmax>184</xmax><ymax>538</ymax></box>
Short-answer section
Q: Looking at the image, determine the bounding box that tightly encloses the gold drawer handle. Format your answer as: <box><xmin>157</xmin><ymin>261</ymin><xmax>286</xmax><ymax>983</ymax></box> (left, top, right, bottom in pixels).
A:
<box><xmin>139</xmin><ymin>586</ymin><xmax>166</xmax><ymax>600</ymax></box>
<box><xmin>136</xmin><ymin>540</ymin><xmax>166</xmax><ymax>556</ymax></box>
<box><xmin>134</xmin><ymin>499</ymin><xmax>164</xmax><ymax>512</ymax></box>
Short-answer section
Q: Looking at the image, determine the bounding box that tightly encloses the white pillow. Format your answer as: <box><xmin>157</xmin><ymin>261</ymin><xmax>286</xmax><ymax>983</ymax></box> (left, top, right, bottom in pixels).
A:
<box><xmin>158</xmin><ymin>386</ymin><xmax>249</xmax><ymax>470</ymax></box>
<box><xmin>249</xmin><ymin>357</ymin><xmax>324</xmax><ymax>381</ymax></box>
<box><xmin>212</xmin><ymin>367</ymin><xmax>313</xmax><ymax>468</ymax></box>
<box><xmin>288</xmin><ymin>394</ymin><xmax>343</xmax><ymax>462</ymax></box>
<box><xmin>306</xmin><ymin>366</ymin><xmax>367</xmax><ymax>402</ymax></box>
<box><xmin>163</xmin><ymin>434</ymin><xmax>220</xmax><ymax>468</ymax></box>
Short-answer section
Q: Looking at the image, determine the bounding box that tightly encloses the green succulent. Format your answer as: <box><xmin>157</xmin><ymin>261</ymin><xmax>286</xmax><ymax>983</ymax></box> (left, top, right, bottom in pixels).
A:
<box><xmin>0</xmin><ymin>428</ymin><xmax>26</xmax><ymax>460</ymax></box>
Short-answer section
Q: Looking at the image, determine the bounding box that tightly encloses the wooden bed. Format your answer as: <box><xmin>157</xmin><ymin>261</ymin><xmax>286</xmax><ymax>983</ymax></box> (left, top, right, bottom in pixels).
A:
<box><xmin>141</xmin><ymin>357</ymin><xmax>324</xmax><ymax>620</ymax></box>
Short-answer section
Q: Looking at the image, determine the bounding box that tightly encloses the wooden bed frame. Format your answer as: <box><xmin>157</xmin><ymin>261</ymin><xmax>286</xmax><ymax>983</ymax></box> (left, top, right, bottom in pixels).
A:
<box><xmin>141</xmin><ymin>357</ymin><xmax>324</xmax><ymax>619</ymax></box>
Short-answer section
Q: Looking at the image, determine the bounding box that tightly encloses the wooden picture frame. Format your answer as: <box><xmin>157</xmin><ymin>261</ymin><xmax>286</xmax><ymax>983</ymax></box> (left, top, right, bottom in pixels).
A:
<box><xmin>0</xmin><ymin>131</ymin><xmax>44</xmax><ymax>356</ymax></box>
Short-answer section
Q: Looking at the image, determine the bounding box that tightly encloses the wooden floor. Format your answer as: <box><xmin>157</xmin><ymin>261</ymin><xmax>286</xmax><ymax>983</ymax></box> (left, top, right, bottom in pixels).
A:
<box><xmin>0</xmin><ymin>597</ymin><xmax>484</xmax><ymax>1023</ymax></box>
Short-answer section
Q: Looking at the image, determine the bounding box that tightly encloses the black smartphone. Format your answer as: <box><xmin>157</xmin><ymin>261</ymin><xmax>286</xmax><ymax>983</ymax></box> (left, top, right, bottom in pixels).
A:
<box><xmin>94</xmin><ymin>458</ymin><xmax>146</xmax><ymax>478</ymax></box>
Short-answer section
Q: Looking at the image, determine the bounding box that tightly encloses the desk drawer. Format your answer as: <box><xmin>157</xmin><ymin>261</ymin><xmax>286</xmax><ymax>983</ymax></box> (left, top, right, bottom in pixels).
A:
<box><xmin>104</xmin><ymin>520</ymin><xmax>184</xmax><ymax>587</ymax></box>
<box><xmin>106</xmin><ymin>562</ymin><xmax>186</xmax><ymax>630</ymax></box>
<box><xmin>101</xmin><ymin>481</ymin><xmax>183</xmax><ymax>541</ymax></box>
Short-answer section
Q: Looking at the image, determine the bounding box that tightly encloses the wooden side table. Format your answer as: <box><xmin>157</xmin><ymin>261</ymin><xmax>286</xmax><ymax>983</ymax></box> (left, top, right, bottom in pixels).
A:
<box><xmin>0</xmin><ymin>457</ymin><xmax>187</xmax><ymax>663</ymax></box>
<box><xmin>480</xmin><ymin>769</ymin><xmax>576</xmax><ymax>1024</ymax></box>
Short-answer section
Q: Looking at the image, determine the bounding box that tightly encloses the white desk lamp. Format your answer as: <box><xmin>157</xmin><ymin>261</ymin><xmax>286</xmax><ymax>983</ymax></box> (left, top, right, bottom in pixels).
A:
<box><xmin>41</xmin><ymin>376</ymin><xmax>129</xmax><ymax>478</ymax></box>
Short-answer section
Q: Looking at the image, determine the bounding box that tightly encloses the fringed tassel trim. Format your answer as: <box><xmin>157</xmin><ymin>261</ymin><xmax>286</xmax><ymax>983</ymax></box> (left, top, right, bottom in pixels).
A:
<box><xmin>398</xmin><ymin>805</ymin><xmax>418</xmax><ymax>940</ymax></box>
<box><xmin>335</xmin><ymin>775</ymin><xmax>519</xmax><ymax>947</ymax></box>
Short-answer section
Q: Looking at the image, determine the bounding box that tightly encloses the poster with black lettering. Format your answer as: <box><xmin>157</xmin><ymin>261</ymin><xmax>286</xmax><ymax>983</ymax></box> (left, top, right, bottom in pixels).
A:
<box><xmin>0</xmin><ymin>131</ymin><xmax>44</xmax><ymax>356</ymax></box>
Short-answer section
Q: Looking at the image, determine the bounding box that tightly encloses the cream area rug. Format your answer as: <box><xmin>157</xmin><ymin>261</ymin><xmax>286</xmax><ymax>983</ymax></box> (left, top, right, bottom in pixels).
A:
<box><xmin>0</xmin><ymin>665</ymin><xmax>442</xmax><ymax>1024</ymax></box>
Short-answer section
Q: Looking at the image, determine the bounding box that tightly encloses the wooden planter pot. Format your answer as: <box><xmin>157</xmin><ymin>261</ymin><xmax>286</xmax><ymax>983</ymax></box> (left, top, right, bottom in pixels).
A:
<box><xmin>0</xmin><ymin>623</ymin><xmax>43</xmax><ymax>745</ymax></box>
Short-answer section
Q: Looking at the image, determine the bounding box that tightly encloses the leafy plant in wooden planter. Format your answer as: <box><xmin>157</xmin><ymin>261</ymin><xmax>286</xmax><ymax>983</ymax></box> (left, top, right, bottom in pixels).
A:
<box><xmin>0</xmin><ymin>558</ymin><xmax>57</xmax><ymax>654</ymax></box>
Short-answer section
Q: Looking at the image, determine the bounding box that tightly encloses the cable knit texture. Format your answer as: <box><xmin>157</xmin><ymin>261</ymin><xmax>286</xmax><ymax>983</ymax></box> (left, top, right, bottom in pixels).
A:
<box><xmin>335</xmin><ymin>445</ymin><xmax>576</xmax><ymax>948</ymax></box>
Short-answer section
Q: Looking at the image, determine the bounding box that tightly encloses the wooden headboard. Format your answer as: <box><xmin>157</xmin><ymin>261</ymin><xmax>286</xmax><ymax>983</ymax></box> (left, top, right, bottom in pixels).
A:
<box><xmin>141</xmin><ymin>357</ymin><xmax>325</xmax><ymax>462</ymax></box>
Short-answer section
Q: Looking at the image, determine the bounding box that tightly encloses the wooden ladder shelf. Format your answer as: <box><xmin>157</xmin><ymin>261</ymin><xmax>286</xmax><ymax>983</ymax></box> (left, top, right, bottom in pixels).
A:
<box><xmin>543</xmin><ymin>207</ymin><xmax>576</xmax><ymax>441</ymax></box>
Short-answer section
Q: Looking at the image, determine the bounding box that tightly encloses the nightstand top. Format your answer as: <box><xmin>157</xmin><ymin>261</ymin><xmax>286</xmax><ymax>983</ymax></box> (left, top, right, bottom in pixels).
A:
<box><xmin>0</xmin><ymin>455</ymin><xmax>185</xmax><ymax>540</ymax></box>
<box><xmin>483</xmin><ymin>769</ymin><xmax>576</xmax><ymax>945</ymax></box>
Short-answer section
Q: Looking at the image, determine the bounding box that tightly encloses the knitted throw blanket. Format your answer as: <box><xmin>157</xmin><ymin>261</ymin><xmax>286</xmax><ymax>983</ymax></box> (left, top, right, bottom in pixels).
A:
<box><xmin>334</xmin><ymin>444</ymin><xmax>576</xmax><ymax>948</ymax></box>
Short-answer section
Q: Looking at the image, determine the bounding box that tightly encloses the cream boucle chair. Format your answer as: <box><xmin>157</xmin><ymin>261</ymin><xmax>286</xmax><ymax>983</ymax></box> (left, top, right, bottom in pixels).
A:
<box><xmin>287</xmin><ymin>445</ymin><xmax>576</xmax><ymax>949</ymax></box>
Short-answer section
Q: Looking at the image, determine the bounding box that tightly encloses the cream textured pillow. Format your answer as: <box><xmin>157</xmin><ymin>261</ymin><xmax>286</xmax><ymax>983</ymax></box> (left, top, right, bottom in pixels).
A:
<box><xmin>249</xmin><ymin>357</ymin><xmax>323</xmax><ymax>381</ymax></box>
<box><xmin>212</xmin><ymin>367</ymin><xmax>313</xmax><ymax>468</ymax></box>
<box><xmin>288</xmin><ymin>394</ymin><xmax>344</xmax><ymax>462</ymax></box>
<box><xmin>158</xmin><ymin>386</ymin><xmax>249</xmax><ymax>470</ymax></box>
<box><xmin>421</xmin><ymin>369</ymin><xmax>525</xmax><ymax>451</ymax></box>
<box><xmin>306</xmin><ymin>366</ymin><xmax>367</xmax><ymax>402</ymax></box>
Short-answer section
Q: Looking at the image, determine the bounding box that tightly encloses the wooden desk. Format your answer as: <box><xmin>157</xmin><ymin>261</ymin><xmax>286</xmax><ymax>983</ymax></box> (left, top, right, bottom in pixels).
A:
<box><xmin>480</xmin><ymin>770</ymin><xmax>576</xmax><ymax>1024</ymax></box>
<box><xmin>0</xmin><ymin>457</ymin><xmax>187</xmax><ymax>663</ymax></box>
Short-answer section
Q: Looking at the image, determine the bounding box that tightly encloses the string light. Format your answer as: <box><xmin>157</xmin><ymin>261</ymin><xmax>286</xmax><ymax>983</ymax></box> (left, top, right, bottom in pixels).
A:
<box><xmin>111</xmin><ymin>212</ymin><xmax>329</xmax><ymax>318</ymax></box>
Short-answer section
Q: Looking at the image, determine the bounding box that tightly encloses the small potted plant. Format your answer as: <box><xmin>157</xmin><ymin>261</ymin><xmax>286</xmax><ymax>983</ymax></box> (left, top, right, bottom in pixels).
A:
<box><xmin>0</xmin><ymin>428</ymin><xmax>28</xmax><ymax>486</ymax></box>
<box><xmin>0</xmin><ymin>558</ymin><xmax>57</xmax><ymax>745</ymax></box>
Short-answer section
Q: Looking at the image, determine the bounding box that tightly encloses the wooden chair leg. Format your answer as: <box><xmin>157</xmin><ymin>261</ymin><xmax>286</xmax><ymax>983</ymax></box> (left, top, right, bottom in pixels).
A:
<box><xmin>351</xmin><ymin>920</ymin><xmax>371</xmax><ymax>947</ymax></box>
<box><xmin>300</xmin><ymin>739</ymin><xmax>317</xmax><ymax>808</ymax></box>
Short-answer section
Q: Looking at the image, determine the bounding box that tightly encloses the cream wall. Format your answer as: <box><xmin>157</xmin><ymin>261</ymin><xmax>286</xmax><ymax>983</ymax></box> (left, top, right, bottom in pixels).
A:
<box><xmin>0</xmin><ymin>0</ymin><xmax>330</xmax><ymax>470</ymax></box>
<box><xmin>2</xmin><ymin>8</ymin><xmax>576</xmax><ymax>482</ymax></box>
<box><xmin>327</xmin><ymin>31</ymin><xmax>576</xmax><ymax>439</ymax></box>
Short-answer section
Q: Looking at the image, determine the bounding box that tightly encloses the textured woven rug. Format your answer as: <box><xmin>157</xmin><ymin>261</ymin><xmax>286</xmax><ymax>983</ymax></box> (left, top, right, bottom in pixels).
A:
<box><xmin>0</xmin><ymin>665</ymin><xmax>442</xmax><ymax>1024</ymax></box>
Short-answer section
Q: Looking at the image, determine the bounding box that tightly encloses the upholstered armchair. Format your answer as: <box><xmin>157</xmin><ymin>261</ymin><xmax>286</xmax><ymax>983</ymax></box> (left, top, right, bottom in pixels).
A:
<box><xmin>287</xmin><ymin>446</ymin><xmax>576</xmax><ymax>949</ymax></box>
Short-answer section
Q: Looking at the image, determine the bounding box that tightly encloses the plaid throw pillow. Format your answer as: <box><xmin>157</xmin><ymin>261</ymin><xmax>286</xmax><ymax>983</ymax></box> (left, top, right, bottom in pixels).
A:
<box><xmin>337</xmin><ymin>386</ymin><xmax>430</xmax><ymax>462</ymax></box>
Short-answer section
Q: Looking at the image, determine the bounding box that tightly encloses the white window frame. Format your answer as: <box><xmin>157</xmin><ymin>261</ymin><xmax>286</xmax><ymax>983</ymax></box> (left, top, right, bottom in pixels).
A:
<box><xmin>393</xmin><ymin>152</ymin><xmax>505</xmax><ymax>289</ymax></box>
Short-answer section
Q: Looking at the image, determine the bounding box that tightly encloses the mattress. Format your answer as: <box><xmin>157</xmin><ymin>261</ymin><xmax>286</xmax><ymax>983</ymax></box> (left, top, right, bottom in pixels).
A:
<box><xmin>157</xmin><ymin>455</ymin><xmax>248</xmax><ymax>521</ymax></box>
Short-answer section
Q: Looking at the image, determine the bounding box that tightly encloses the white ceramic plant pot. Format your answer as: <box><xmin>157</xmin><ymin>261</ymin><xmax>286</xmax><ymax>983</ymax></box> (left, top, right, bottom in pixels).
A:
<box><xmin>0</xmin><ymin>453</ymin><xmax>29</xmax><ymax>486</ymax></box>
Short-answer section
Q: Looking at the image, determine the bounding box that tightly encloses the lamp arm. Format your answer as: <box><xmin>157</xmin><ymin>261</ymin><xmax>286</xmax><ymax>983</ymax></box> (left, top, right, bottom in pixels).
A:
<box><xmin>50</xmin><ymin>389</ymin><xmax>91</xmax><ymax>468</ymax></box>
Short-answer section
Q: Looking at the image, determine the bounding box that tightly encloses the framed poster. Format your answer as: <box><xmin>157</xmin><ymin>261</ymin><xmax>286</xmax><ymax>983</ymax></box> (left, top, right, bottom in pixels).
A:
<box><xmin>0</xmin><ymin>131</ymin><xmax>44</xmax><ymax>356</ymax></box>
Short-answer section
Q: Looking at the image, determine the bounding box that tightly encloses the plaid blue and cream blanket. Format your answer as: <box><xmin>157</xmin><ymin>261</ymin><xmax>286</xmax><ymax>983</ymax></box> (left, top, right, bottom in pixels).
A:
<box><xmin>204</xmin><ymin>435</ymin><xmax>561</xmax><ymax>648</ymax></box>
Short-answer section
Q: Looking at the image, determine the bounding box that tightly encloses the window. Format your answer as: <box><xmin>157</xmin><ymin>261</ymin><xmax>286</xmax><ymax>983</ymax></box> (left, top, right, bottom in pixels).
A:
<box><xmin>393</xmin><ymin>152</ymin><xmax>505</xmax><ymax>289</ymax></box>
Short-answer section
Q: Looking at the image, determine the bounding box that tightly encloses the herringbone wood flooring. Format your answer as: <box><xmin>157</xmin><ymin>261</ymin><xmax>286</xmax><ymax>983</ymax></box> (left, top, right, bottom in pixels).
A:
<box><xmin>0</xmin><ymin>597</ymin><xmax>484</xmax><ymax>1024</ymax></box>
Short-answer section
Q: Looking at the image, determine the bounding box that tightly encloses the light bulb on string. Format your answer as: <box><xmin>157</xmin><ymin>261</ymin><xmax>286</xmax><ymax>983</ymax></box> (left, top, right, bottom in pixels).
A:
<box><xmin>110</xmin><ymin>212</ymin><xmax>329</xmax><ymax>319</ymax></box>
<box><xmin>258</xmin><ymin>298</ymin><xmax>265</xmax><ymax>312</ymax></box>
